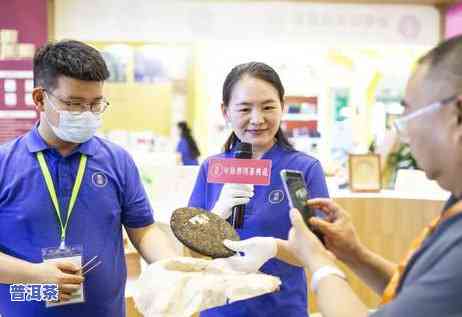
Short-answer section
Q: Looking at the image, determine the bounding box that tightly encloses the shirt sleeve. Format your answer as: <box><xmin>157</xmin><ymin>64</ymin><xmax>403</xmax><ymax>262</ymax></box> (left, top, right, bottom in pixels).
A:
<box><xmin>370</xmin><ymin>242</ymin><xmax>462</xmax><ymax>317</ymax></box>
<box><xmin>188</xmin><ymin>160</ymin><xmax>208</xmax><ymax>209</ymax></box>
<box><xmin>121</xmin><ymin>152</ymin><xmax>154</xmax><ymax>228</ymax></box>
<box><xmin>305</xmin><ymin>160</ymin><xmax>330</xmax><ymax>199</ymax></box>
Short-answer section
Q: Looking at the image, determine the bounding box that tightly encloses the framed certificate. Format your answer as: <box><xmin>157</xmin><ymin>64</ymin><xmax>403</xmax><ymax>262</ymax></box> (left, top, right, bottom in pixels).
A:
<box><xmin>348</xmin><ymin>154</ymin><xmax>382</xmax><ymax>192</ymax></box>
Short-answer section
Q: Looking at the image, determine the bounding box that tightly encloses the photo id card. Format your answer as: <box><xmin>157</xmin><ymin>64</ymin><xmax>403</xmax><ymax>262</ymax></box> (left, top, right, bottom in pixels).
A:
<box><xmin>42</xmin><ymin>245</ymin><xmax>84</xmax><ymax>307</ymax></box>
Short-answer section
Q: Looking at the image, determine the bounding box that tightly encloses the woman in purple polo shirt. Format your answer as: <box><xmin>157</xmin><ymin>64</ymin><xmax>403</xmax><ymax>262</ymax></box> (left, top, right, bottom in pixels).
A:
<box><xmin>188</xmin><ymin>62</ymin><xmax>329</xmax><ymax>316</ymax></box>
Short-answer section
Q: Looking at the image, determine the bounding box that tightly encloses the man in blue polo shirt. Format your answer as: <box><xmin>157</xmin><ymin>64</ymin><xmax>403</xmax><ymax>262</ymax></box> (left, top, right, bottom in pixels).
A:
<box><xmin>0</xmin><ymin>40</ymin><xmax>177</xmax><ymax>317</ymax></box>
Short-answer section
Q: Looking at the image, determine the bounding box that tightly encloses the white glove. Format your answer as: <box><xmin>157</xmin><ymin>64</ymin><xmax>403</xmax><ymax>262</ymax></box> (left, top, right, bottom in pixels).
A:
<box><xmin>211</xmin><ymin>183</ymin><xmax>254</xmax><ymax>219</ymax></box>
<box><xmin>211</xmin><ymin>237</ymin><xmax>278</xmax><ymax>273</ymax></box>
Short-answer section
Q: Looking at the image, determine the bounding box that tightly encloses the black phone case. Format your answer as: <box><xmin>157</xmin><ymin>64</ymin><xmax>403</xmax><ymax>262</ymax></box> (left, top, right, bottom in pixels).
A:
<box><xmin>280</xmin><ymin>170</ymin><xmax>325</xmax><ymax>244</ymax></box>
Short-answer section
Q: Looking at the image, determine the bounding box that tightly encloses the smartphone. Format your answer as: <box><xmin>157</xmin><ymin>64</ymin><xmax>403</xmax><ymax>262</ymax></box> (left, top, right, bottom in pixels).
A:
<box><xmin>280</xmin><ymin>169</ymin><xmax>324</xmax><ymax>243</ymax></box>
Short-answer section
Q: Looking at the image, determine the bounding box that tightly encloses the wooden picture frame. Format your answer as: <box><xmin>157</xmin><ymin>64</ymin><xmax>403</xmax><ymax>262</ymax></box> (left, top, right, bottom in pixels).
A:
<box><xmin>348</xmin><ymin>154</ymin><xmax>382</xmax><ymax>192</ymax></box>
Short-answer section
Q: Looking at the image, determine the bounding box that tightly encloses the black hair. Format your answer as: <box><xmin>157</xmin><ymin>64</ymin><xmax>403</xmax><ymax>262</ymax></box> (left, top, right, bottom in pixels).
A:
<box><xmin>33</xmin><ymin>40</ymin><xmax>110</xmax><ymax>89</ymax></box>
<box><xmin>177</xmin><ymin>121</ymin><xmax>201</xmax><ymax>159</ymax></box>
<box><xmin>221</xmin><ymin>61</ymin><xmax>294</xmax><ymax>152</ymax></box>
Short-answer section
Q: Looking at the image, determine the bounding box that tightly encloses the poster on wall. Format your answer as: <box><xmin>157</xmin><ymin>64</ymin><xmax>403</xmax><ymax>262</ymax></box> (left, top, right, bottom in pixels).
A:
<box><xmin>134</xmin><ymin>45</ymin><xmax>191</xmax><ymax>84</ymax></box>
<box><xmin>0</xmin><ymin>64</ymin><xmax>38</xmax><ymax>144</ymax></box>
<box><xmin>100</xmin><ymin>45</ymin><xmax>132</xmax><ymax>83</ymax></box>
<box><xmin>333</xmin><ymin>88</ymin><xmax>349</xmax><ymax>122</ymax></box>
<box><xmin>331</xmin><ymin>88</ymin><xmax>353</xmax><ymax>164</ymax></box>
<box><xmin>134</xmin><ymin>47</ymin><xmax>170</xmax><ymax>83</ymax></box>
<box><xmin>0</xmin><ymin>0</ymin><xmax>47</xmax><ymax>144</ymax></box>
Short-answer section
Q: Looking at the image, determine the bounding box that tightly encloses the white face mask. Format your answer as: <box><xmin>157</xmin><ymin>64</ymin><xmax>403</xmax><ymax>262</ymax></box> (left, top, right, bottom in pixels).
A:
<box><xmin>47</xmin><ymin>110</ymin><xmax>101</xmax><ymax>143</ymax></box>
<box><xmin>44</xmin><ymin>92</ymin><xmax>102</xmax><ymax>143</ymax></box>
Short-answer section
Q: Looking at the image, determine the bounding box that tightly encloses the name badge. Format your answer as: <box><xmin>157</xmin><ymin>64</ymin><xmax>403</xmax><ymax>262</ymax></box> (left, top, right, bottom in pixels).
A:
<box><xmin>42</xmin><ymin>245</ymin><xmax>85</xmax><ymax>307</ymax></box>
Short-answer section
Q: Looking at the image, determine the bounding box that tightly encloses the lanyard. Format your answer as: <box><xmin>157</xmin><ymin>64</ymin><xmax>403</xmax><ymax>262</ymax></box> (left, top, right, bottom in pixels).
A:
<box><xmin>36</xmin><ymin>151</ymin><xmax>87</xmax><ymax>248</ymax></box>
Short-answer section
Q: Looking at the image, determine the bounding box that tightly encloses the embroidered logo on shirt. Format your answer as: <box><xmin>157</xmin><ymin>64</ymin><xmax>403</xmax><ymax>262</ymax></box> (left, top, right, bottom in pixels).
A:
<box><xmin>92</xmin><ymin>172</ymin><xmax>108</xmax><ymax>187</ymax></box>
<box><xmin>268</xmin><ymin>189</ymin><xmax>284</xmax><ymax>204</ymax></box>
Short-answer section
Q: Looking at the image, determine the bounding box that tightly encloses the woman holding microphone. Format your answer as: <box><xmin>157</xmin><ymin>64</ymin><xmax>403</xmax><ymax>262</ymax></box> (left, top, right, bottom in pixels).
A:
<box><xmin>188</xmin><ymin>62</ymin><xmax>329</xmax><ymax>316</ymax></box>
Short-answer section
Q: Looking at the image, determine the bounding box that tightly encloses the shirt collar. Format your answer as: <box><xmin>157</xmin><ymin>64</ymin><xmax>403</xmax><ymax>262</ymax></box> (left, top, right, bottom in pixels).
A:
<box><xmin>443</xmin><ymin>195</ymin><xmax>460</xmax><ymax>211</ymax></box>
<box><xmin>25</xmin><ymin>122</ymin><xmax>97</xmax><ymax>157</ymax></box>
<box><xmin>260</xmin><ymin>143</ymin><xmax>282</xmax><ymax>159</ymax></box>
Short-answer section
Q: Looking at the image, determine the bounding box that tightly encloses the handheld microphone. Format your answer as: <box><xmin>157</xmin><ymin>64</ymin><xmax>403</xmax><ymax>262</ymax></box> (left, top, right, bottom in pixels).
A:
<box><xmin>231</xmin><ymin>142</ymin><xmax>253</xmax><ymax>229</ymax></box>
